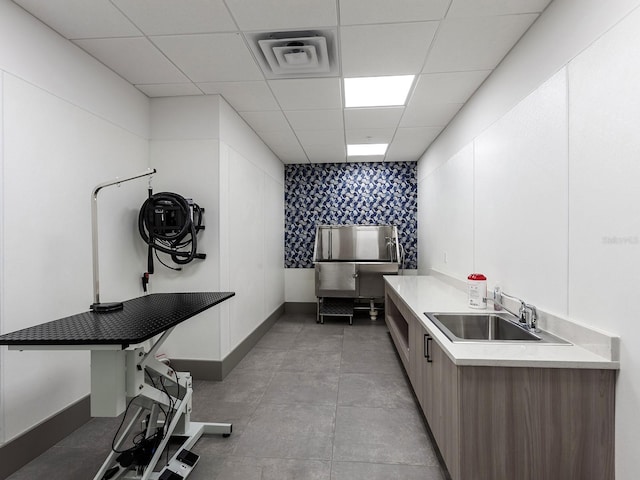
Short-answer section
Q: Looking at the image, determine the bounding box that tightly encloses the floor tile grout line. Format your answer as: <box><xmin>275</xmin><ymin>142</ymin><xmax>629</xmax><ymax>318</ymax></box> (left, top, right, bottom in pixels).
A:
<box><xmin>329</xmin><ymin>324</ymin><xmax>347</xmax><ymax>480</ymax></box>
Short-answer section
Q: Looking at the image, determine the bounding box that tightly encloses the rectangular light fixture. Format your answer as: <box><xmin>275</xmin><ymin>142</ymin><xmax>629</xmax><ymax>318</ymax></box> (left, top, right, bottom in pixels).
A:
<box><xmin>344</xmin><ymin>75</ymin><xmax>415</xmax><ymax>108</ymax></box>
<box><xmin>347</xmin><ymin>143</ymin><xmax>388</xmax><ymax>156</ymax></box>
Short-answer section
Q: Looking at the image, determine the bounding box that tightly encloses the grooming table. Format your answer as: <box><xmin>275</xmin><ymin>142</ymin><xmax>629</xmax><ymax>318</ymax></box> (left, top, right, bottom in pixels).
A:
<box><xmin>0</xmin><ymin>292</ymin><xmax>235</xmax><ymax>480</ymax></box>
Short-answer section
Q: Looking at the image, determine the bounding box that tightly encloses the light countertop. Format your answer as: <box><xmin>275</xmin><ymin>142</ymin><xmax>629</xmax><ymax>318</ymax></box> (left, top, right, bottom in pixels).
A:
<box><xmin>384</xmin><ymin>275</ymin><xmax>619</xmax><ymax>370</ymax></box>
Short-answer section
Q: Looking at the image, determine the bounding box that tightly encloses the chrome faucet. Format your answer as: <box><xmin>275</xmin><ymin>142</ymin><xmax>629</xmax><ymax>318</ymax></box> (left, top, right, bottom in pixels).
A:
<box><xmin>523</xmin><ymin>303</ymin><xmax>538</xmax><ymax>332</ymax></box>
<box><xmin>485</xmin><ymin>288</ymin><xmax>538</xmax><ymax>331</ymax></box>
<box><xmin>384</xmin><ymin>236</ymin><xmax>397</xmax><ymax>262</ymax></box>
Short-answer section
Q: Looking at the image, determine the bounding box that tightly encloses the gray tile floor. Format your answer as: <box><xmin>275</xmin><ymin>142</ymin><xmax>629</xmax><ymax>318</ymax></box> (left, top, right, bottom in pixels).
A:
<box><xmin>7</xmin><ymin>311</ymin><xmax>446</xmax><ymax>480</ymax></box>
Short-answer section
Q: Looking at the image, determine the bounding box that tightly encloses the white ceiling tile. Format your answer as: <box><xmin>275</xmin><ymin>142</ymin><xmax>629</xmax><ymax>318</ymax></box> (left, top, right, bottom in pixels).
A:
<box><xmin>344</xmin><ymin>107</ymin><xmax>404</xmax><ymax>130</ymax></box>
<box><xmin>346</xmin><ymin>128</ymin><xmax>395</xmax><ymax>144</ymax></box>
<box><xmin>296</xmin><ymin>129</ymin><xmax>345</xmax><ymax>148</ymax></box>
<box><xmin>339</xmin><ymin>0</ymin><xmax>449</xmax><ymax>25</ymax></box>
<box><xmin>257</xmin><ymin>129</ymin><xmax>308</xmax><ymax>163</ymax></box>
<box><xmin>112</xmin><ymin>0</ymin><xmax>237</xmax><ymax>35</ymax></box>
<box><xmin>255</xmin><ymin>128</ymin><xmax>301</xmax><ymax>147</ymax></box>
<box><xmin>341</xmin><ymin>22</ymin><xmax>438</xmax><ymax>77</ymax></box>
<box><xmin>269</xmin><ymin>143</ymin><xmax>309</xmax><ymax>164</ymax></box>
<box><xmin>198</xmin><ymin>81</ymin><xmax>279</xmax><ymax>111</ymax></box>
<box><xmin>269</xmin><ymin>78</ymin><xmax>342</xmax><ymax>110</ymax></box>
<box><xmin>136</xmin><ymin>83</ymin><xmax>204</xmax><ymax>97</ymax></box>
<box><xmin>386</xmin><ymin>127</ymin><xmax>442</xmax><ymax>161</ymax></box>
<box><xmin>73</xmin><ymin>37</ymin><xmax>190</xmax><ymax>84</ymax></box>
<box><xmin>285</xmin><ymin>110</ymin><xmax>344</xmax><ymax>131</ymax></box>
<box><xmin>224</xmin><ymin>0</ymin><xmax>337</xmax><ymax>31</ymax></box>
<box><xmin>304</xmin><ymin>145</ymin><xmax>347</xmax><ymax>163</ymax></box>
<box><xmin>151</xmin><ymin>33</ymin><xmax>263</xmax><ymax>82</ymax></box>
<box><xmin>423</xmin><ymin>14</ymin><xmax>539</xmax><ymax>72</ymax></box>
<box><xmin>412</xmin><ymin>71</ymin><xmax>491</xmax><ymax>104</ymax></box>
<box><xmin>14</xmin><ymin>0</ymin><xmax>545</xmax><ymax>166</ymax></box>
<box><xmin>240</xmin><ymin>111</ymin><xmax>291</xmax><ymax>132</ymax></box>
<box><xmin>447</xmin><ymin>0</ymin><xmax>552</xmax><ymax>17</ymax></box>
<box><xmin>13</xmin><ymin>0</ymin><xmax>140</xmax><ymax>39</ymax></box>
<box><xmin>258</xmin><ymin>130</ymin><xmax>309</xmax><ymax>163</ymax></box>
<box><xmin>400</xmin><ymin>102</ymin><xmax>463</xmax><ymax>127</ymax></box>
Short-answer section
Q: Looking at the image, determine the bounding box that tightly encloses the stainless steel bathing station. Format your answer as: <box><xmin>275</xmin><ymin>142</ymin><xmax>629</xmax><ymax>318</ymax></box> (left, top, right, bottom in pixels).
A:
<box><xmin>313</xmin><ymin>225</ymin><xmax>401</xmax><ymax>322</ymax></box>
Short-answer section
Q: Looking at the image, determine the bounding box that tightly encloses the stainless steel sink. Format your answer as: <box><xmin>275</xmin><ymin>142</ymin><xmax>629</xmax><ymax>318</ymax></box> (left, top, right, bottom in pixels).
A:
<box><xmin>424</xmin><ymin>312</ymin><xmax>570</xmax><ymax>344</ymax></box>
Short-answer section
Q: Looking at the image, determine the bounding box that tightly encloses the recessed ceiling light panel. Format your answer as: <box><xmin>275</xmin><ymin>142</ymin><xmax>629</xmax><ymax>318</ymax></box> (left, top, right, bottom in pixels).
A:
<box><xmin>344</xmin><ymin>75</ymin><xmax>415</xmax><ymax>108</ymax></box>
<box><xmin>347</xmin><ymin>143</ymin><xmax>388</xmax><ymax>156</ymax></box>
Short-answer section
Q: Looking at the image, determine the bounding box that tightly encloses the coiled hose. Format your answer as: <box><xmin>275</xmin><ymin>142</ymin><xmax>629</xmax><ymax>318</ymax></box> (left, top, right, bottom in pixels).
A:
<box><xmin>138</xmin><ymin>192</ymin><xmax>203</xmax><ymax>268</ymax></box>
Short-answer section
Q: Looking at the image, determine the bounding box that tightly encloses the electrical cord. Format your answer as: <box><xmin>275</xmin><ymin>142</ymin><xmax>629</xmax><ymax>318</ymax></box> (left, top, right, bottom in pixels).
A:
<box><xmin>145</xmin><ymin>366</ymin><xmax>183</xmax><ymax>465</ymax></box>
<box><xmin>106</xmin><ymin>363</ymin><xmax>187</xmax><ymax>477</ymax></box>
<box><xmin>110</xmin><ymin>396</ymin><xmax>145</xmax><ymax>455</ymax></box>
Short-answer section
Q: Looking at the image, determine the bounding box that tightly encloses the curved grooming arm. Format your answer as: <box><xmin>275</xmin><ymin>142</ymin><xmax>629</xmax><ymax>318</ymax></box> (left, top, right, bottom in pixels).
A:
<box><xmin>91</xmin><ymin>168</ymin><xmax>156</xmax><ymax>311</ymax></box>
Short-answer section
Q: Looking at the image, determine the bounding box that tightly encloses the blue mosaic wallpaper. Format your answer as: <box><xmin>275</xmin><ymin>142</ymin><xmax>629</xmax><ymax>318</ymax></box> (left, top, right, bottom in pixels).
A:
<box><xmin>285</xmin><ymin>162</ymin><xmax>417</xmax><ymax>269</ymax></box>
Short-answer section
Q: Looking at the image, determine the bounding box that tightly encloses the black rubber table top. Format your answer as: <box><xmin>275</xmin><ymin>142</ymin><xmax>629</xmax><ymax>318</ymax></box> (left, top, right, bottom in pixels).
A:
<box><xmin>0</xmin><ymin>292</ymin><xmax>234</xmax><ymax>348</ymax></box>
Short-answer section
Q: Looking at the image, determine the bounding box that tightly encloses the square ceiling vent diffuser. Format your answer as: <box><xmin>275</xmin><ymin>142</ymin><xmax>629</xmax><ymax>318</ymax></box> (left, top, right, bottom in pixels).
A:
<box><xmin>246</xmin><ymin>30</ymin><xmax>339</xmax><ymax>79</ymax></box>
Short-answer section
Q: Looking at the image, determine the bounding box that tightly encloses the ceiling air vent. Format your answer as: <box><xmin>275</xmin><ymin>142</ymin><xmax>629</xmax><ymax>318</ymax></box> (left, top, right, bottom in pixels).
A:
<box><xmin>246</xmin><ymin>30</ymin><xmax>339</xmax><ymax>79</ymax></box>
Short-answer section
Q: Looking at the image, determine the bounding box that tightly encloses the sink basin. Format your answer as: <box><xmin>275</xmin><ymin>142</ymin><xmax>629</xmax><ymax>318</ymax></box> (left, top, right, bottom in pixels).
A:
<box><xmin>424</xmin><ymin>312</ymin><xmax>570</xmax><ymax>344</ymax></box>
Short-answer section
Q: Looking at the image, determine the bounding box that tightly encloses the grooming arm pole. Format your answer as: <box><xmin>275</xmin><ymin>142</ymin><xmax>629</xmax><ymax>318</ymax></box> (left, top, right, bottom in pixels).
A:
<box><xmin>91</xmin><ymin>168</ymin><xmax>156</xmax><ymax>310</ymax></box>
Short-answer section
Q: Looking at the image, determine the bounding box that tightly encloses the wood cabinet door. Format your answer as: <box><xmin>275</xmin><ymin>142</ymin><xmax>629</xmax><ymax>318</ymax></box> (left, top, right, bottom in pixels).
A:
<box><xmin>431</xmin><ymin>340</ymin><xmax>459</xmax><ymax>479</ymax></box>
<box><xmin>409</xmin><ymin>319</ymin><xmax>425</xmax><ymax>408</ymax></box>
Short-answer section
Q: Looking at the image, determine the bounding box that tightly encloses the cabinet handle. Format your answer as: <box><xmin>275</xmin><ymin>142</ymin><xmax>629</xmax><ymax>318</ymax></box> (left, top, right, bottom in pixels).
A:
<box><xmin>424</xmin><ymin>333</ymin><xmax>433</xmax><ymax>363</ymax></box>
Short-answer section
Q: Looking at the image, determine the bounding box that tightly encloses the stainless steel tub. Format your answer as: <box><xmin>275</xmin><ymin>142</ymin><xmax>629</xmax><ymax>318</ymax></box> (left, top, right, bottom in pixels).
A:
<box><xmin>313</xmin><ymin>224</ymin><xmax>400</xmax><ymax>303</ymax></box>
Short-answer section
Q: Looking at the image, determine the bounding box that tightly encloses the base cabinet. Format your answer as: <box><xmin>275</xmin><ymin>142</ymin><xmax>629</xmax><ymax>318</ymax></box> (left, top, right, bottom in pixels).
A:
<box><xmin>385</xmin><ymin>287</ymin><xmax>615</xmax><ymax>480</ymax></box>
<box><xmin>423</xmin><ymin>327</ymin><xmax>459</xmax><ymax>479</ymax></box>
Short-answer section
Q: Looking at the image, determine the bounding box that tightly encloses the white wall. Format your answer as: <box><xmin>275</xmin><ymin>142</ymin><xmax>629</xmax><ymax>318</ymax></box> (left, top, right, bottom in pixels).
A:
<box><xmin>218</xmin><ymin>99</ymin><xmax>284</xmax><ymax>357</ymax></box>
<box><xmin>0</xmin><ymin>1</ymin><xmax>149</xmax><ymax>445</ymax></box>
<box><xmin>566</xmin><ymin>11</ymin><xmax>640</xmax><ymax>477</ymax></box>
<box><xmin>474</xmin><ymin>70</ymin><xmax>568</xmax><ymax>312</ymax></box>
<box><xmin>149</xmin><ymin>96</ymin><xmax>223</xmax><ymax>361</ymax></box>
<box><xmin>420</xmin><ymin>0</ymin><xmax>640</xmax><ymax>178</ymax></box>
<box><xmin>0</xmin><ymin>61</ymin><xmax>5</xmax><ymax>448</ymax></box>
<box><xmin>418</xmin><ymin>3</ymin><xmax>640</xmax><ymax>478</ymax></box>
<box><xmin>149</xmin><ymin>96</ymin><xmax>284</xmax><ymax>361</ymax></box>
<box><xmin>0</xmin><ymin>0</ymin><xmax>284</xmax><ymax>453</ymax></box>
<box><xmin>285</xmin><ymin>268</ymin><xmax>317</xmax><ymax>303</ymax></box>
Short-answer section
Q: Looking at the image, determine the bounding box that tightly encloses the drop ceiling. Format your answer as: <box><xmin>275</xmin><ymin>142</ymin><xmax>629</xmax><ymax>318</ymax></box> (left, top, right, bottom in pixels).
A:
<box><xmin>12</xmin><ymin>0</ymin><xmax>552</xmax><ymax>164</ymax></box>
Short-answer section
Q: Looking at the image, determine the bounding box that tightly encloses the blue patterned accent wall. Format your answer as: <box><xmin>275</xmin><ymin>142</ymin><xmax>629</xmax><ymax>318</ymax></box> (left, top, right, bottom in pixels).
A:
<box><xmin>285</xmin><ymin>162</ymin><xmax>417</xmax><ymax>269</ymax></box>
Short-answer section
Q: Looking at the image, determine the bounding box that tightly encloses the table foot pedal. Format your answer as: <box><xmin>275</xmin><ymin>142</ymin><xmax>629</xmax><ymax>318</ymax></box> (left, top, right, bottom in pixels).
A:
<box><xmin>159</xmin><ymin>449</ymin><xmax>199</xmax><ymax>480</ymax></box>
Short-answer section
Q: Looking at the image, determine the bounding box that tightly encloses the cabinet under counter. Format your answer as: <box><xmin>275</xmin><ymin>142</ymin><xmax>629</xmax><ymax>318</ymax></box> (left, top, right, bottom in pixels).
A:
<box><xmin>384</xmin><ymin>278</ymin><xmax>616</xmax><ymax>480</ymax></box>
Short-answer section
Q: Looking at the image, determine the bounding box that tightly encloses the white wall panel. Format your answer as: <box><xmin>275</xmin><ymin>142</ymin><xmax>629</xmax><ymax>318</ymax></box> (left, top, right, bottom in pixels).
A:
<box><xmin>264</xmin><ymin>174</ymin><xmax>285</xmax><ymax>316</ymax></box>
<box><xmin>228</xmin><ymin>147</ymin><xmax>266</xmax><ymax>351</ymax></box>
<box><xmin>219</xmin><ymin>99</ymin><xmax>282</xmax><ymax>183</ymax></box>
<box><xmin>420</xmin><ymin>144</ymin><xmax>474</xmax><ymax>279</ymax></box>
<box><xmin>567</xmin><ymin>8</ymin><xmax>640</xmax><ymax>478</ymax></box>
<box><xmin>218</xmin><ymin>143</ymin><xmax>231</xmax><ymax>357</ymax></box>
<box><xmin>2</xmin><ymin>74</ymin><xmax>148</xmax><ymax>442</ymax></box>
<box><xmin>218</xmin><ymin>97</ymin><xmax>284</xmax><ymax>356</ymax></box>
<box><xmin>148</xmin><ymin>139</ymin><xmax>221</xmax><ymax>360</ymax></box>
<box><xmin>150</xmin><ymin>96</ymin><xmax>220</xmax><ymax>140</ymax></box>
<box><xmin>420</xmin><ymin>0</ymin><xmax>640</xmax><ymax>176</ymax></box>
<box><xmin>474</xmin><ymin>70</ymin><xmax>568</xmax><ymax>313</ymax></box>
<box><xmin>149</xmin><ymin>96</ymin><xmax>284</xmax><ymax>362</ymax></box>
<box><xmin>284</xmin><ymin>268</ymin><xmax>316</xmax><ymax>303</ymax></box>
<box><xmin>0</xmin><ymin>1</ymin><xmax>148</xmax><ymax>138</ymax></box>
<box><xmin>417</xmin><ymin>176</ymin><xmax>429</xmax><ymax>275</ymax></box>
<box><xmin>0</xmin><ymin>71</ymin><xmax>4</xmax><ymax>444</ymax></box>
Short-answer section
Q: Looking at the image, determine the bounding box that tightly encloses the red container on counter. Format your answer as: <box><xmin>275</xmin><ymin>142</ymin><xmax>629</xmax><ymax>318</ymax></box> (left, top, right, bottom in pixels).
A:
<box><xmin>467</xmin><ymin>273</ymin><xmax>487</xmax><ymax>309</ymax></box>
